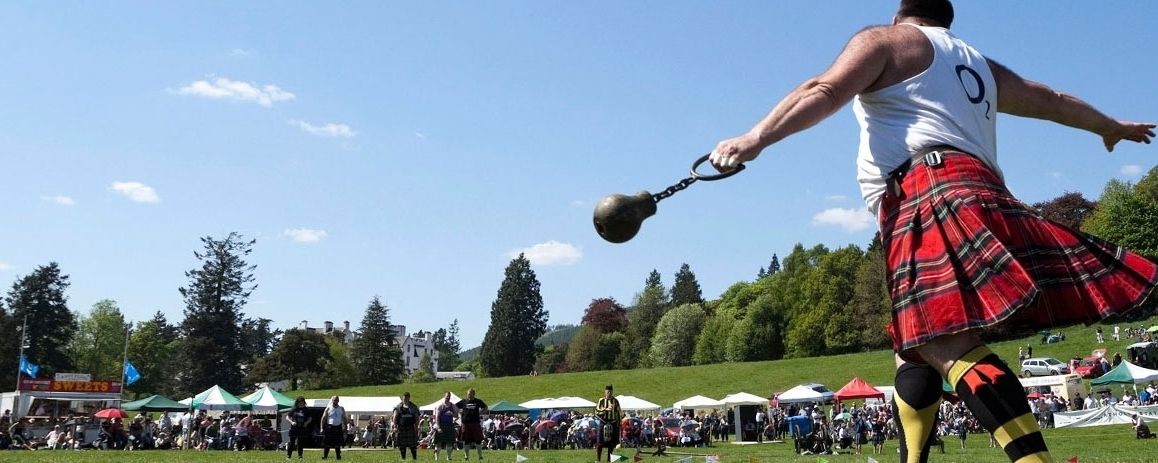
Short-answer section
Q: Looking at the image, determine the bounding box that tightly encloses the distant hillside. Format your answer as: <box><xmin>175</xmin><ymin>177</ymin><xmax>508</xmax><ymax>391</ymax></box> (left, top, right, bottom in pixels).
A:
<box><xmin>457</xmin><ymin>324</ymin><xmax>580</xmax><ymax>362</ymax></box>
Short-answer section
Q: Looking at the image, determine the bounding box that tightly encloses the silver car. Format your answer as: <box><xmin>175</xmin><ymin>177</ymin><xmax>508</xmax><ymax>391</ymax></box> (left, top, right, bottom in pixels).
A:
<box><xmin>1020</xmin><ymin>357</ymin><xmax>1070</xmax><ymax>377</ymax></box>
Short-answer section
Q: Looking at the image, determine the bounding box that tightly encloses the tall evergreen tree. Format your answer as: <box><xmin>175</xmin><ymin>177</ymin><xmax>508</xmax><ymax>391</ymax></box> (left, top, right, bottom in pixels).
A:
<box><xmin>767</xmin><ymin>254</ymin><xmax>781</xmax><ymax>276</ymax></box>
<box><xmin>68</xmin><ymin>299</ymin><xmax>128</xmax><ymax>381</ymax></box>
<box><xmin>620</xmin><ymin>271</ymin><xmax>668</xmax><ymax>369</ymax></box>
<box><xmin>349</xmin><ymin>296</ymin><xmax>405</xmax><ymax>385</ymax></box>
<box><xmin>479</xmin><ymin>254</ymin><xmax>548</xmax><ymax>377</ymax></box>
<box><xmin>670</xmin><ymin>263</ymin><xmax>704</xmax><ymax>307</ymax></box>
<box><xmin>149</xmin><ymin>310</ymin><xmax>180</xmax><ymax>345</ymax></box>
<box><xmin>431</xmin><ymin>319</ymin><xmax>462</xmax><ymax>371</ymax></box>
<box><xmin>5</xmin><ymin>262</ymin><xmax>77</xmax><ymax>378</ymax></box>
<box><xmin>175</xmin><ymin>233</ymin><xmax>256</xmax><ymax>396</ymax></box>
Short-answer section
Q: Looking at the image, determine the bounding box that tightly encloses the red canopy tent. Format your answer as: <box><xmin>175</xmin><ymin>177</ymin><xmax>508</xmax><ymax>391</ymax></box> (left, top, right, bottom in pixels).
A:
<box><xmin>833</xmin><ymin>377</ymin><xmax>885</xmax><ymax>403</ymax></box>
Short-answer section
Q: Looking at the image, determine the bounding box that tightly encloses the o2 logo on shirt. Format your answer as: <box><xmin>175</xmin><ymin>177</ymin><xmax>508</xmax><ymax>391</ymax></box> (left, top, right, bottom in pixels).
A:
<box><xmin>955</xmin><ymin>64</ymin><xmax>992</xmax><ymax>120</ymax></box>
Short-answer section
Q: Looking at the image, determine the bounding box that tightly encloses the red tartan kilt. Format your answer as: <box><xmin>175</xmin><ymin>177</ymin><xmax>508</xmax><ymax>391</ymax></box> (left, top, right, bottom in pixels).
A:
<box><xmin>879</xmin><ymin>151</ymin><xmax>1158</xmax><ymax>353</ymax></box>
<box><xmin>461</xmin><ymin>423</ymin><xmax>484</xmax><ymax>444</ymax></box>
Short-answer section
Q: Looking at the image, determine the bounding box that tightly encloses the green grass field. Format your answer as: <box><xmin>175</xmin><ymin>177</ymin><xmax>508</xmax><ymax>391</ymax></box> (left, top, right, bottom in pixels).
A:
<box><xmin>2</xmin><ymin>425</ymin><xmax>1154</xmax><ymax>463</ymax></box>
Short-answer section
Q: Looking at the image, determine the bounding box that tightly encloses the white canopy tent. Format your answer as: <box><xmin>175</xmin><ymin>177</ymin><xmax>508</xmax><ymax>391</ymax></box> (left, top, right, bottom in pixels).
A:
<box><xmin>775</xmin><ymin>385</ymin><xmax>824</xmax><ymax>404</ymax></box>
<box><xmin>720</xmin><ymin>392</ymin><xmax>768</xmax><ymax>407</ymax></box>
<box><xmin>518</xmin><ymin>397</ymin><xmax>598</xmax><ymax>410</ymax></box>
<box><xmin>616</xmin><ymin>395</ymin><xmax>662</xmax><ymax>412</ymax></box>
<box><xmin>673</xmin><ymin>395</ymin><xmax>725</xmax><ymax>411</ymax></box>
<box><xmin>420</xmin><ymin>393</ymin><xmax>462</xmax><ymax>412</ymax></box>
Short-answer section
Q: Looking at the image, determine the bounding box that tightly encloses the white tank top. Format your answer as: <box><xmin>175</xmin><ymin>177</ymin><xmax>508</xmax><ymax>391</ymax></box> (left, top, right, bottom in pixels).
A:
<box><xmin>853</xmin><ymin>24</ymin><xmax>1000</xmax><ymax>215</ymax></box>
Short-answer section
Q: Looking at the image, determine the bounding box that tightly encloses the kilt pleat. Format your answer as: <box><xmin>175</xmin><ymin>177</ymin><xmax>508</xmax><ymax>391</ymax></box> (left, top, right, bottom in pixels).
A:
<box><xmin>880</xmin><ymin>151</ymin><xmax>1158</xmax><ymax>353</ymax></box>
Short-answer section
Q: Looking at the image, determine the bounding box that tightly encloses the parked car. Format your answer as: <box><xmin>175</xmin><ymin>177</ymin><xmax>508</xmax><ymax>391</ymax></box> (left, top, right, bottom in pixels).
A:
<box><xmin>1071</xmin><ymin>356</ymin><xmax>1105</xmax><ymax>379</ymax></box>
<box><xmin>1020</xmin><ymin>357</ymin><xmax>1070</xmax><ymax>377</ymax></box>
<box><xmin>800</xmin><ymin>383</ymin><xmax>836</xmax><ymax>404</ymax></box>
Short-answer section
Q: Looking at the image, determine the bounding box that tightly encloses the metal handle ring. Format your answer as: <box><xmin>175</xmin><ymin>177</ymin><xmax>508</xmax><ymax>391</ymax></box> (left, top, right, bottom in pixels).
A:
<box><xmin>690</xmin><ymin>153</ymin><xmax>745</xmax><ymax>181</ymax></box>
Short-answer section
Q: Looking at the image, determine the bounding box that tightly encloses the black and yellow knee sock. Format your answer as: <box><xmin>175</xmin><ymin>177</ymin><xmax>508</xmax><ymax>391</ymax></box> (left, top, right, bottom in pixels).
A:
<box><xmin>893</xmin><ymin>361</ymin><xmax>943</xmax><ymax>463</ymax></box>
<box><xmin>947</xmin><ymin>346</ymin><xmax>1051</xmax><ymax>463</ymax></box>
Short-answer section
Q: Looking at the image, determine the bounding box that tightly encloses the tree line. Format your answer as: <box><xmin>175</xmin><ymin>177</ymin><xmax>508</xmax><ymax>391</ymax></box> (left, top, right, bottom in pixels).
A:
<box><xmin>2</xmin><ymin>167</ymin><xmax>1155</xmax><ymax>392</ymax></box>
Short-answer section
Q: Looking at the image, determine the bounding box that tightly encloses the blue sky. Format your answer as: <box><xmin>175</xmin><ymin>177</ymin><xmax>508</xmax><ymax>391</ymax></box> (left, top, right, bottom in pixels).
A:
<box><xmin>2</xmin><ymin>1</ymin><xmax>1155</xmax><ymax>350</ymax></box>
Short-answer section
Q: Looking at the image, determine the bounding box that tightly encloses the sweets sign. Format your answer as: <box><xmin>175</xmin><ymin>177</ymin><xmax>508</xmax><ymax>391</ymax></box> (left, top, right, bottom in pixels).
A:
<box><xmin>19</xmin><ymin>378</ymin><xmax>123</xmax><ymax>393</ymax></box>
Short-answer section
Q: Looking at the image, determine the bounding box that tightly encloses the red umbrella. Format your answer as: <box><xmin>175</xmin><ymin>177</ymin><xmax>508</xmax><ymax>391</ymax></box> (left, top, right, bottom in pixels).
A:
<box><xmin>94</xmin><ymin>408</ymin><xmax>128</xmax><ymax>419</ymax></box>
<box><xmin>1026</xmin><ymin>392</ymin><xmax>1042</xmax><ymax>400</ymax></box>
<box><xmin>534</xmin><ymin>419</ymin><xmax>557</xmax><ymax>434</ymax></box>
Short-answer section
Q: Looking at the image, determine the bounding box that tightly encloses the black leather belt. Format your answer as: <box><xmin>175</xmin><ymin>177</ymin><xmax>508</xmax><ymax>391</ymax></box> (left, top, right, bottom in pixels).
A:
<box><xmin>885</xmin><ymin>144</ymin><xmax>960</xmax><ymax>198</ymax></box>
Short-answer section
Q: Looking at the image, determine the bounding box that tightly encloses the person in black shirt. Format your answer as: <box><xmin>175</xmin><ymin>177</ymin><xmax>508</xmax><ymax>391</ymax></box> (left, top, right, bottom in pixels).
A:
<box><xmin>285</xmin><ymin>396</ymin><xmax>312</xmax><ymax>460</ymax></box>
<box><xmin>393</xmin><ymin>392</ymin><xmax>421</xmax><ymax>460</ymax></box>
<box><xmin>457</xmin><ymin>388</ymin><xmax>489</xmax><ymax>460</ymax></box>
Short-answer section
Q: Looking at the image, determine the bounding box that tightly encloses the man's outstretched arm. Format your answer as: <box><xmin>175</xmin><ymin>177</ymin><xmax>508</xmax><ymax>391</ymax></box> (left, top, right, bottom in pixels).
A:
<box><xmin>988</xmin><ymin>59</ymin><xmax>1154</xmax><ymax>152</ymax></box>
<box><xmin>710</xmin><ymin>27</ymin><xmax>891</xmax><ymax>170</ymax></box>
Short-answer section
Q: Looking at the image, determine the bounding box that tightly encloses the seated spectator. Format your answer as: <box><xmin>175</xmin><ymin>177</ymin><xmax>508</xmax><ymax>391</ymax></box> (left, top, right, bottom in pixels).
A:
<box><xmin>1133</xmin><ymin>415</ymin><xmax>1155</xmax><ymax>439</ymax></box>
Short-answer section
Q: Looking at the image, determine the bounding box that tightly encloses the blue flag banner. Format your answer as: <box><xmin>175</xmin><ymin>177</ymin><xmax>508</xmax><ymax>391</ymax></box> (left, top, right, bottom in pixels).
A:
<box><xmin>124</xmin><ymin>361</ymin><xmax>141</xmax><ymax>385</ymax></box>
<box><xmin>19</xmin><ymin>355</ymin><xmax>39</xmax><ymax>378</ymax></box>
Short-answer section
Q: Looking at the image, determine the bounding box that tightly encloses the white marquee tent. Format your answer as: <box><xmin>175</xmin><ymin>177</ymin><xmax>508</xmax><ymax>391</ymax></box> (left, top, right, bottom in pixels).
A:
<box><xmin>616</xmin><ymin>395</ymin><xmax>662</xmax><ymax>412</ymax></box>
<box><xmin>673</xmin><ymin>395</ymin><xmax>725</xmax><ymax>411</ymax></box>
<box><xmin>775</xmin><ymin>385</ymin><xmax>824</xmax><ymax>404</ymax></box>
<box><xmin>519</xmin><ymin>397</ymin><xmax>597</xmax><ymax>410</ymax></box>
<box><xmin>720</xmin><ymin>392</ymin><xmax>768</xmax><ymax>407</ymax></box>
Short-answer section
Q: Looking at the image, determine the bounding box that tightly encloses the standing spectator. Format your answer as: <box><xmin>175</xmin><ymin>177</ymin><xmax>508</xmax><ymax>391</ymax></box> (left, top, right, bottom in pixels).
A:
<box><xmin>433</xmin><ymin>392</ymin><xmax>458</xmax><ymax>461</ymax></box>
<box><xmin>1097</xmin><ymin>327</ymin><xmax>1105</xmax><ymax>344</ymax></box>
<box><xmin>393</xmin><ymin>392</ymin><xmax>421</xmax><ymax>460</ymax></box>
<box><xmin>234</xmin><ymin>413</ymin><xmax>253</xmax><ymax>451</ymax></box>
<box><xmin>1114</xmin><ymin>325</ymin><xmax>1121</xmax><ymax>341</ymax></box>
<box><xmin>286</xmin><ymin>396</ymin><xmax>312</xmax><ymax>460</ymax></box>
<box><xmin>594</xmin><ymin>385</ymin><xmax>623</xmax><ymax>462</ymax></box>
<box><xmin>320</xmin><ymin>396</ymin><xmax>347</xmax><ymax>460</ymax></box>
<box><xmin>755</xmin><ymin>408</ymin><xmax>766</xmax><ymax>443</ymax></box>
<box><xmin>457</xmin><ymin>388</ymin><xmax>488</xmax><ymax>460</ymax></box>
<box><xmin>180</xmin><ymin>408</ymin><xmax>194</xmax><ymax>450</ymax></box>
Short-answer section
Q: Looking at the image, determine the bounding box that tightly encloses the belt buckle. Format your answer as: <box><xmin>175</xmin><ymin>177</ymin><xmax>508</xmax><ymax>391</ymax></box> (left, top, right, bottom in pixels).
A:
<box><xmin>924</xmin><ymin>150</ymin><xmax>943</xmax><ymax>167</ymax></box>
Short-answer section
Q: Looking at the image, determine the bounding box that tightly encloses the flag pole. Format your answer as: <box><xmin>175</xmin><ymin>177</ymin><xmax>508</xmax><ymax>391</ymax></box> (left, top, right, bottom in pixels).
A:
<box><xmin>120</xmin><ymin>322</ymin><xmax>131</xmax><ymax>403</ymax></box>
<box><xmin>14</xmin><ymin>315</ymin><xmax>28</xmax><ymax>392</ymax></box>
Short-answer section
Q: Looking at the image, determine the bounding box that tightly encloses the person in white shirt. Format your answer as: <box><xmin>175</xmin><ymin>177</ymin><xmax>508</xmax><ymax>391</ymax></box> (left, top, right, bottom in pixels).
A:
<box><xmin>45</xmin><ymin>425</ymin><xmax>62</xmax><ymax>449</ymax></box>
<box><xmin>320</xmin><ymin>396</ymin><xmax>348</xmax><ymax>460</ymax></box>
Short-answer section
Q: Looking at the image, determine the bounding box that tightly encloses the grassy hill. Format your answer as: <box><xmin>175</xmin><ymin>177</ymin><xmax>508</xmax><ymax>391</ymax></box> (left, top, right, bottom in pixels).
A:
<box><xmin>307</xmin><ymin>315</ymin><xmax>1158</xmax><ymax>407</ymax></box>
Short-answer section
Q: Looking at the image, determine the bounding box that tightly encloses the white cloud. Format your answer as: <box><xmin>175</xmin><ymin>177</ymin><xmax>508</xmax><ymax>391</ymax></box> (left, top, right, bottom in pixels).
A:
<box><xmin>415</xmin><ymin>132</ymin><xmax>426</xmax><ymax>139</ymax></box>
<box><xmin>110</xmin><ymin>182</ymin><xmax>160</xmax><ymax>203</ymax></box>
<box><xmin>0</xmin><ymin>262</ymin><xmax>12</xmax><ymax>272</ymax></box>
<box><xmin>289</xmin><ymin>120</ymin><xmax>357</xmax><ymax>138</ymax></box>
<box><xmin>176</xmin><ymin>77</ymin><xmax>295</xmax><ymax>107</ymax></box>
<box><xmin>230</xmin><ymin>48</ymin><xmax>250</xmax><ymax>56</ymax></box>
<box><xmin>283</xmin><ymin>228</ymin><xmax>328</xmax><ymax>243</ymax></box>
<box><xmin>569</xmin><ymin>200</ymin><xmax>586</xmax><ymax>208</ymax></box>
<box><xmin>511</xmin><ymin>240</ymin><xmax>582</xmax><ymax>266</ymax></box>
<box><xmin>811</xmin><ymin>207</ymin><xmax>874</xmax><ymax>232</ymax></box>
<box><xmin>1121</xmin><ymin>164</ymin><xmax>1144</xmax><ymax>177</ymax></box>
<box><xmin>41</xmin><ymin>195</ymin><xmax>75</xmax><ymax>206</ymax></box>
<box><xmin>825</xmin><ymin>194</ymin><xmax>848</xmax><ymax>201</ymax></box>
<box><xmin>1048</xmin><ymin>171</ymin><xmax>1065</xmax><ymax>180</ymax></box>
